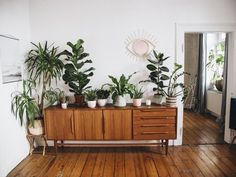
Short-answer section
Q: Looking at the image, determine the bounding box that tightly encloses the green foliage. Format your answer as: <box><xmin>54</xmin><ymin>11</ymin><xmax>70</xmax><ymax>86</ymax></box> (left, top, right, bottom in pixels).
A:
<box><xmin>104</xmin><ymin>72</ymin><xmax>136</xmax><ymax>103</ymax></box>
<box><xmin>140</xmin><ymin>50</ymin><xmax>170</xmax><ymax>95</ymax></box>
<box><xmin>206</xmin><ymin>42</ymin><xmax>225</xmax><ymax>82</ymax></box>
<box><xmin>131</xmin><ymin>86</ymin><xmax>144</xmax><ymax>99</ymax></box>
<box><xmin>62</xmin><ymin>39</ymin><xmax>95</xmax><ymax>95</ymax></box>
<box><xmin>96</xmin><ymin>89</ymin><xmax>110</xmax><ymax>99</ymax></box>
<box><xmin>25</xmin><ymin>41</ymin><xmax>64</xmax><ymax>115</ymax></box>
<box><xmin>11</xmin><ymin>80</ymin><xmax>40</xmax><ymax>127</ymax></box>
<box><xmin>165</xmin><ymin>63</ymin><xmax>190</xmax><ymax>101</ymax></box>
<box><xmin>85</xmin><ymin>89</ymin><xmax>97</xmax><ymax>101</ymax></box>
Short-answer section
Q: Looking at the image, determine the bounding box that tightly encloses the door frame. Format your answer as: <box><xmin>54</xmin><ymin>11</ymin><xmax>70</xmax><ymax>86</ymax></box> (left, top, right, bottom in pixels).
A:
<box><xmin>175</xmin><ymin>23</ymin><xmax>236</xmax><ymax>145</ymax></box>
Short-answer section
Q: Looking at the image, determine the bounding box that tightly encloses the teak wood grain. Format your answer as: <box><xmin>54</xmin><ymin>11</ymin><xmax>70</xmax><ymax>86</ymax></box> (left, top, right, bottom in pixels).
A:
<box><xmin>103</xmin><ymin>109</ymin><xmax>132</xmax><ymax>140</ymax></box>
<box><xmin>44</xmin><ymin>109</ymin><xmax>74</xmax><ymax>140</ymax></box>
<box><xmin>74</xmin><ymin>110</ymin><xmax>103</xmax><ymax>140</ymax></box>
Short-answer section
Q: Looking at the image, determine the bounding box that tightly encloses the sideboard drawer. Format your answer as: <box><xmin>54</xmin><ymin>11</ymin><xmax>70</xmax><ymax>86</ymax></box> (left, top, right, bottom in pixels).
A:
<box><xmin>133</xmin><ymin>132</ymin><xmax>176</xmax><ymax>140</ymax></box>
<box><xmin>133</xmin><ymin>109</ymin><xmax>176</xmax><ymax>117</ymax></box>
<box><xmin>134</xmin><ymin>116</ymin><xmax>176</xmax><ymax>124</ymax></box>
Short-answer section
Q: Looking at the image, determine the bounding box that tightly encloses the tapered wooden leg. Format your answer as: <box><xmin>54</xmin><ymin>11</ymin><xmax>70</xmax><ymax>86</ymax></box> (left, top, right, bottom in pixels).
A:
<box><xmin>165</xmin><ymin>139</ymin><xmax>169</xmax><ymax>155</ymax></box>
<box><xmin>161</xmin><ymin>140</ymin><xmax>164</xmax><ymax>147</ymax></box>
<box><xmin>42</xmin><ymin>135</ymin><xmax>47</xmax><ymax>156</ymax></box>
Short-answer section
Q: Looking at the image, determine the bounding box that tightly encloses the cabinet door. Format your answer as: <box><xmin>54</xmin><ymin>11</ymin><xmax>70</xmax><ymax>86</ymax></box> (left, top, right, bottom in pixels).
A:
<box><xmin>74</xmin><ymin>110</ymin><xmax>103</xmax><ymax>140</ymax></box>
<box><xmin>103</xmin><ymin>110</ymin><xmax>132</xmax><ymax>140</ymax></box>
<box><xmin>45</xmin><ymin>109</ymin><xmax>75</xmax><ymax>140</ymax></box>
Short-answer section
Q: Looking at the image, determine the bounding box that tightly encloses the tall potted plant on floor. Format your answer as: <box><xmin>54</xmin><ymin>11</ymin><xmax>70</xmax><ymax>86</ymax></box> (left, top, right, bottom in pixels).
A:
<box><xmin>62</xmin><ymin>39</ymin><xmax>95</xmax><ymax>106</ymax></box>
<box><xmin>140</xmin><ymin>50</ymin><xmax>170</xmax><ymax>104</ymax></box>
<box><xmin>104</xmin><ymin>72</ymin><xmax>136</xmax><ymax>107</ymax></box>
<box><xmin>24</xmin><ymin>41</ymin><xmax>64</xmax><ymax>134</ymax></box>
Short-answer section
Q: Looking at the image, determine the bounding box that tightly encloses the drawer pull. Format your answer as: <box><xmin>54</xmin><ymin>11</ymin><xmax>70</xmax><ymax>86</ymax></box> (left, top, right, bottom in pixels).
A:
<box><xmin>141</xmin><ymin>132</ymin><xmax>169</xmax><ymax>135</ymax></box>
<box><xmin>141</xmin><ymin>124</ymin><xmax>169</xmax><ymax>127</ymax></box>
<box><xmin>140</xmin><ymin>117</ymin><xmax>168</xmax><ymax>120</ymax></box>
<box><xmin>140</xmin><ymin>109</ymin><xmax>167</xmax><ymax>112</ymax></box>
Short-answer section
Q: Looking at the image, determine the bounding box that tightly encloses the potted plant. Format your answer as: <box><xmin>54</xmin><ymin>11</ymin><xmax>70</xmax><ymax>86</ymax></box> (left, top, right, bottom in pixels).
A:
<box><xmin>96</xmin><ymin>89</ymin><xmax>110</xmax><ymax>107</ymax></box>
<box><xmin>130</xmin><ymin>86</ymin><xmax>144</xmax><ymax>107</ymax></box>
<box><xmin>24</xmin><ymin>41</ymin><xmax>64</xmax><ymax>134</ymax></box>
<box><xmin>164</xmin><ymin>63</ymin><xmax>190</xmax><ymax>107</ymax></box>
<box><xmin>206</xmin><ymin>42</ymin><xmax>225</xmax><ymax>91</ymax></box>
<box><xmin>59</xmin><ymin>91</ymin><xmax>69</xmax><ymax>109</ymax></box>
<box><xmin>62</xmin><ymin>39</ymin><xmax>95</xmax><ymax>106</ymax></box>
<box><xmin>140</xmin><ymin>50</ymin><xmax>170</xmax><ymax>104</ymax></box>
<box><xmin>85</xmin><ymin>89</ymin><xmax>97</xmax><ymax>108</ymax></box>
<box><xmin>104</xmin><ymin>72</ymin><xmax>136</xmax><ymax>107</ymax></box>
<box><xmin>11</xmin><ymin>80</ymin><xmax>42</xmax><ymax>135</ymax></box>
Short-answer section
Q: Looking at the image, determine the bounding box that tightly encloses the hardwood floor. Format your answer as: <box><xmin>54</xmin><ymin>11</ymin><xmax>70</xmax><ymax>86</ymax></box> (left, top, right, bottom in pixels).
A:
<box><xmin>8</xmin><ymin>145</ymin><xmax>236</xmax><ymax>177</ymax></box>
<box><xmin>183</xmin><ymin>110</ymin><xmax>225</xmax><ymax>145</ymax></box>
<box><xmin>8</xmin><ymin>111</ymin><xmax>235</xmax><ymax>177</ymax></box>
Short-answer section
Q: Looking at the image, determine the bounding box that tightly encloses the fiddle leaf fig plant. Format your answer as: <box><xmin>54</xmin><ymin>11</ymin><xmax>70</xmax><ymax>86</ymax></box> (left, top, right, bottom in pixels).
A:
<box><xmin>140</xmin><ymin>50</ymin><xmax>170</xmax><ymax>96</ymax></box>
<box><xmin>62</xmin><ymin>39</ymin><xmax>95</xmax><ymax>95</ymax></box>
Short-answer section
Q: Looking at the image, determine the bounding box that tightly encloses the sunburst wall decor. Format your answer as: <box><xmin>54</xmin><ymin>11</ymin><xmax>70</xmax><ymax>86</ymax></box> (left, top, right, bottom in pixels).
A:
<box><xmin>125</xmin><ymin>30</ymin><xmax>157</xmax><ymax>60</ymax></box>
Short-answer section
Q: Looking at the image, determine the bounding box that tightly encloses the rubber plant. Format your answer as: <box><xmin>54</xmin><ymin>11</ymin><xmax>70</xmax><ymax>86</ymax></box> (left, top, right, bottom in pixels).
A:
<box><xmin>62</xmin><ymin>39</ymin><xmax>95</xmax><ymax>105</ymax></box>
<box><xmin>140</xmin><ymin>50</ymin><xmax>170</xmax><ymax>104</ymax></box>
<box><xmin>25</xmin><ymin>41</ymin><xmax>64</xmax><ymax>116</ymax></box>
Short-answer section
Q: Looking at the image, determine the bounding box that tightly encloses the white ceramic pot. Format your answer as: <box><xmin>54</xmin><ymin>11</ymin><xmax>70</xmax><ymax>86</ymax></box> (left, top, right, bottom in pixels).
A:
<box><xmin>97</xmin><ymin>99</ymin><xmax>107</xmax><ymax>107</ymax></box>
<box><xmin>115</xmin><ymin>95</ymin><xmax>126</xmax><ymax>107</ymax></box>
<box><xmin>28</xmin><ymin>120</ymin><xmax>44</xmax><ymax>135</ymax></box>
<box><xmin>87</xmin><ymin>100</ymin><xmax>96</xmax><ymax>108</ymax></box>
<box><xmin>154</xmin><ymin>94</ymin><xmax>163</xmax><ymax>104</ymax></box>
<box><xmin>61</xmin><ymin>103</ymin><xmax>68</xmax><ymax>109</ymax></box>
<box><xmin>166</xmin><ymin>96</ymin><xmax>177</xmax><ymax>107</ymax></box>
<box><xmin>133</xmin><ymin>98</ymin><xmax>142</xmax><ymax>107</ymax></box>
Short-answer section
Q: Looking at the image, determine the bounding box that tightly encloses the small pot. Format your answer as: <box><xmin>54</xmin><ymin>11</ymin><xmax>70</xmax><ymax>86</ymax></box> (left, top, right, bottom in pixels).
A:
<box><xmin>115</xmin><ymin>95</ymin><xmax>126</xmax><ymax>107</ymax></box>
<box><xmin>146</xmin><ymin>99</ymin><xmax>151</xmax><ymax>106</ymax></box>
<box><xmin>166</xmin><ymin>96</ymin><xmax>177</xmax><ymax>107</ymax></box>
<box><xmin>215</xmin><ymin>79</ymin><xmax>223</xmax><ymax>91</ymax></box>
<box><xmin>74</xmin><ymin>94</ymin><xmax>85</xmax><ymax>106</ymax></box>
<box><xmin>28</xmin><ymin>120</ymin><xmax>44</xmax><ymax>135</ymax></box>
<box><xmin>97</xmin><ymin>99</ymin><xmax>107</xmax><ymax>107</ymax></box>
<box><xmin>61</xmin><ymin>102</ymin><xmax>68</xmax><ymax>109</ymax></box>
<box><xmin>133</xmin><ymin>98</ymin><xmax>142</xmax><ymax>107</ymax></box>
<box><xmin>87</xmin><ymin>100</ymin><xmax>96</xmax><ymax>108</ymax></box>
<box><xmin>154</xmin><ymin>94</ymin><xmax>163</xmax><ymax>104</ymax></box>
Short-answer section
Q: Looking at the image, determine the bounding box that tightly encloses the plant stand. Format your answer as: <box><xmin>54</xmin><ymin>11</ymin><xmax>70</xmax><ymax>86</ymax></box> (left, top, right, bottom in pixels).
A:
<box><xmin>26</xmin><ymin>134</ymin><xmax>47</xmax><ymax>156</ymax></box>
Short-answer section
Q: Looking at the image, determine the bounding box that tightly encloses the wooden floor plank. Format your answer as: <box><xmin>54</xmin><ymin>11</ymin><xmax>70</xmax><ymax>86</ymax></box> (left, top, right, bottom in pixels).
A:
<box><xmin>92</xmin><ymin>148</ymin><xmax>107</xmax><ymax>177</ymax></box>
<box><xmin>114</xmin><ymin>148</ymin><xmax>125</xmax><ymax>177</ymax></box>
<box><xmin>125</xmin><ymin>148</ymin><xmax>137</xmax><ymax>177</ymax></box>
<box><xmin>103</xmin><ymin>148</ymin><xmax>115</xmax><ymax>177</ymax></box>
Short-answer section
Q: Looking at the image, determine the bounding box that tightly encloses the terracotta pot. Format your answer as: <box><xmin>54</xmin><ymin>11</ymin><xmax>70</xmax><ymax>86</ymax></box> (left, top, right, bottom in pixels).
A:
<box><xmin>74</xmin><ymin>94</ymin><xmax>85</xmax><ymax>106</ymax></box>
<box><xmin>166</xmin><ymin>96</ymin><xmax>177</xmax><ymax>107</ymax></box>
<box><xmin>28</xmin><ymin>120</ymin><xmax>44</xmax><ymax>135</ymax></box>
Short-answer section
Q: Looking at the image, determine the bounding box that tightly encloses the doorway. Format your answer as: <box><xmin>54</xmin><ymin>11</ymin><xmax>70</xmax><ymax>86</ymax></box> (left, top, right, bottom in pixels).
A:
<box><xmin>183</xmin><ymin>32</ymin><xmax>226</xmax><ymax>145</ymax></box>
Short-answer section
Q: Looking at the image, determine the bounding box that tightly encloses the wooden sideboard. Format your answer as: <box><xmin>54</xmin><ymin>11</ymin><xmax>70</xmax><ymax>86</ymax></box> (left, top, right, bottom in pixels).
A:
<box><xmin>44</xmin><ymin>104</ymin><xmax>177</xmax><ymax>154</ymax></box>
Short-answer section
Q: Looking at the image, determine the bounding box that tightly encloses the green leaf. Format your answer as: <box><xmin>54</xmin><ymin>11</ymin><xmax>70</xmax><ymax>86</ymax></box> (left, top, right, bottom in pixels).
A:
<box><xmin>147</xmin><ymin>64</ymin><xmax>157</xmax><ymax>71</ymax></box>
<box><xmin>160</xmin><ymin>74</ymin><xmax>169</xmax><ymax>80</ymax></box>
<box><xmin>160</xmin><ymin>66</ymin><xmax>169</xmax><ymax>72</ymax></box>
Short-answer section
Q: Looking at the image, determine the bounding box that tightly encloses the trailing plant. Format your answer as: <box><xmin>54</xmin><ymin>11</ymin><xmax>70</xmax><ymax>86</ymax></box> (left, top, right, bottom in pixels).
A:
<box><xmin>104</xmin><ymin>72</ymin><xmax>136</xmax><ymax>103</ymax></box>
<box><xmin>62</xmin><ymin>39</ymin><xmax>95</xmax><ymax>95</ymax></box>
<box><xmin>96</xmin><ymin>89</ymin><xmax>110</xmax><ymax>99</ymax></box>
<box><xmin>131</xmin><ymin>86</ymin><xmax>144</xmax><ymax>99</ymax></box>
<box><xmin>140</xmin><ymin>50</ymin><xmax>170</xmax><ymax>96</ymax></box>
<box><xmin>25</xmin><ymin>41</ymin><xmax>64</xmax><ymax>116</ymax></box>
<box><xmin>85</xmin><ymin>89</ymin><xmax>97</xmax><ymax>101</ymax></box>
<box><xmin>11</xmin><ymin>80</ymin><xmax>40</xmax><ymax>127</ymax></box>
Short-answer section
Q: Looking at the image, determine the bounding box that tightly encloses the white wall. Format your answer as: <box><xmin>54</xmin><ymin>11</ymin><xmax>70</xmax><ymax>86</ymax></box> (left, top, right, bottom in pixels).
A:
<box><xmin>0</xmin><ymin>0</ymin><xmax>236</xmax><ymax>174</ymax></box>
<box><xmin>28</xmin><ymin>0</ymin><xmax>236</xmax><ymax>145</ymax></box>
<box><xmin>0</xmin><ymin>0</ymin><xmax>31</xmax><ymax>176</ymax></box>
